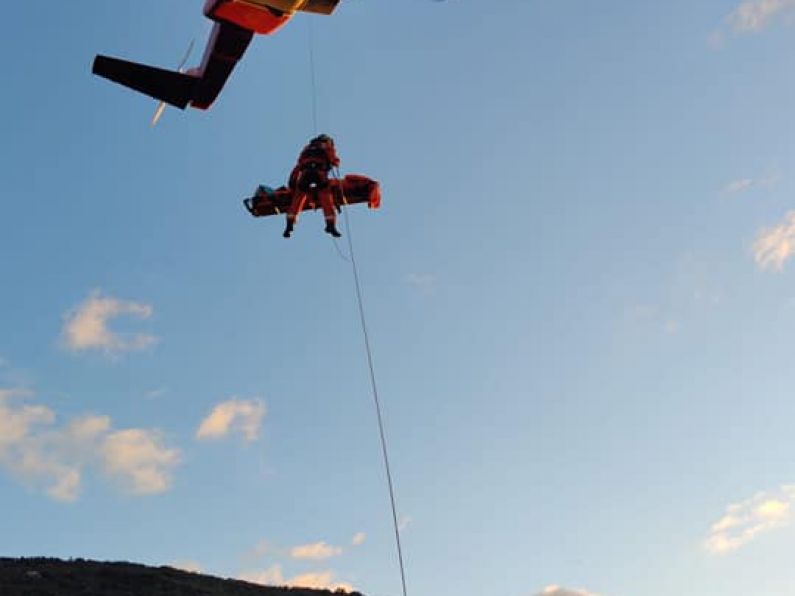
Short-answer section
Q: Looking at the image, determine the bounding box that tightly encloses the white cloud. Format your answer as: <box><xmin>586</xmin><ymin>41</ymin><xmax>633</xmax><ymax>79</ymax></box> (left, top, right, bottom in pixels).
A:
<box><xmin>351</xmin><ymin>532</ymin><xmax>366</xmax><ymax>546</ymax></box>
<box><xmin>712</xmin><ymin>0</ymin><xmax>795</xmax><ymax>45</ymax></box>
<box><xmin>752</xmin><ymin>211</ymin><xmax>795</xmax><ymax>271</ymax></box>
<box><xmin>727</xmin><ymin>0</ymin><xmax>795</xmax><ymax>32</ymax></box>
<box><xmin>0</xmin><ymin>389</ymin><xmax>84</xmax><ymax>501</ymax></box>
<box><xmin>62</xmin><ymin>290</ymin><xmax>156</xmax><ymax>354</ymax></box>
<box><xmin>47</xmin><ymin>468</ymin><xmax>81</xmax><ymax>501</ymax></box>
<box><xmin>102</xmin><ymin>429</ymin><xmax>180</xmax><ymax>494</ymax></box>
<box><xmin>537</xmin><ymin>587</ymin><xmax>602</xmax><ymax>596</ymax></box>
<box><xmin>196</xmin><ymin>398</ymin><xmax>266</xmax><ymax>442</ymax></box>
<box><xmin>239</xmin><ymin>565</ymin><xmax>353</xmax><ymax>592</ymax></box>
<box><xmin>287</xmin><ymin>571</ymin><xmax>353</xmax><ymax>592</ymax></box>
<box><xmin>69</xmin><ymin>415</ymin><xmax>113</xmax><ymax>442</ymax></box>
<box><xmin>705</xmin><ymin>485</ymin><xmax>795</xmax><ymax>554</ymax></box>
<box><xmin>724</xmin><ymin>178</ymin><xmax>755</xmax><ymax>194</ymax></box>
<box><xmin>0</xmin><ymin>388</ymin><xmax>180</xmax><ymax>500</ymax></box>
<box><xmin>723</xmin><ymin>174</ymin><xmax>779</xmax><ymax>194</ymax></box>
<box><xmin>290</xmin><ymin>542</ymin><xmax>343</xmax><ymax>561</ymax></box>
<box><xmin>10</xmin><ymin>444</ymin><xmax>83</xmax><ymax>502</ymax></box>
<box><xmin>0</xmin><ymin>388</ymin><xmax>51</xmax><ymax>450</ymax></box>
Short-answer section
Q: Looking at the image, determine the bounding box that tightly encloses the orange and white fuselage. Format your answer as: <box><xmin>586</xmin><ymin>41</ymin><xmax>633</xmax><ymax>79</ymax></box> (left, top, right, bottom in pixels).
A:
<box><xmin>203</xmin><ymin>0</ymin><xmax>292</xmax><ymax>34</ymax></box>
<box><xmin>93</xmin><ymin>0</ymin><xmax>340</xmax><ymax>111</ymax></box>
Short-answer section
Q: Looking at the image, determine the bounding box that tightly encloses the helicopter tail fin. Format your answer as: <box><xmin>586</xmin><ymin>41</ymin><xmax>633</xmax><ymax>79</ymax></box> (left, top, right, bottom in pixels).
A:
<box><xmin>92</xmin><ymin>55</ymin><xmax>197</xmax><ymax>109</ymax></box>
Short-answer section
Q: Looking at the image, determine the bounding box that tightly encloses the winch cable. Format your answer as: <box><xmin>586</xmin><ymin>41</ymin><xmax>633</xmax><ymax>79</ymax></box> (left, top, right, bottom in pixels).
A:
<box><xmin>306</xmin><ymin>20</ymin><xmax>409</xmax><ymax>596</ymax></box>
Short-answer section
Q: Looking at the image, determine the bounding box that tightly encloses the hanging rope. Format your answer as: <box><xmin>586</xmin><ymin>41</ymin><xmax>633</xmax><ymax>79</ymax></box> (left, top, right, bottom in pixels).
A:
<box><xmin>308</xmin><ymin>20</ymin><xmax>349</xmax><ymax>262</ymax></box>
<box><xmin>307</xmin><ymin>18</ymin><xmax>319</xmax><ymax>135</ymax></box>
<box><xmin>337</xmin><ymin>170</ymin><xmax>409</xmax><ymax>596</ymax></box>
<box><xmin>306</xmin><ymin>26</ymin><xmax>409</xmax><ymax>595</ymax></box>
<box><xmin>331</xmin><ymin>236</ymin><xmax>351</xmax><ymax>262</ymax></box>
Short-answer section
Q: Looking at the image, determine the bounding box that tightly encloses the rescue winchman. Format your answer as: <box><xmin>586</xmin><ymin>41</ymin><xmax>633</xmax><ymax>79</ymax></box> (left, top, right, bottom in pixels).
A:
<box><xmin>283</xmin><ymin>134</ymin><xmax>342</xmax><ymax>238</ymax></box>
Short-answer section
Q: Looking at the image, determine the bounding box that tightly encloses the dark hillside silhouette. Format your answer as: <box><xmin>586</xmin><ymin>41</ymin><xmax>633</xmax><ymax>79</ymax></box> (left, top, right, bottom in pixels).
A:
<box><xmin>0</xmin><ymin>558</ymin><xmax>364</xmax><ymax>596</ymax></box>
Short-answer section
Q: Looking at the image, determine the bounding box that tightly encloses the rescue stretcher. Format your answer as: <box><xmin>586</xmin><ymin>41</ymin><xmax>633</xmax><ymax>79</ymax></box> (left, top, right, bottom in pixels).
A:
<box><xmin>243</xmin><ymin>174</ymin><xmax>381</xmax><ymax>218</ymax></box>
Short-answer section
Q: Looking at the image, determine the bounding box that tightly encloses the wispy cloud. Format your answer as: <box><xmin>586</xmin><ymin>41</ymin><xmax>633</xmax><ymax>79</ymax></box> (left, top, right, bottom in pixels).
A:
<box><xmin>752</xmin><ymin>211</ymin><xmax>795</xmax><ymax>271</ymax></box>
<box><xmin>289</xmin><ymin>542</ymin><xmax>343</xmax><ymax>561</ymax></box>
<box><xmin>711</xmin><ymin>0</ymin><xmax>795</xmax><ymax>46</ymax></box>
<box><xmin>351</xmin><ymin>532</ymin><xmax>366</xmax><ymax>546</ymax></box>
<box><xmin>62</xmin><ymin>291</ymin><xmax>156</xmax><ymax>354</ymax></box>
<box><xmin>196</xmin><ymin>398</ymin><xmax>266</xmax><ymax>442</ymax></box>
<box><xmin>705</xmin><ymin>485</ymin><xmax>795</xmax><ymax>554</ymax></box>
<box><xmin>0</xmin><ymin>388</ymin><xmax>180</xmax><ymax>500</ymax></box>
<box><xmin>722</xmin><ymin>174</ymin><xmax>779</xmax><ymax>194</ymax></box>
<box><xmin>244</xmin><ymin>533</ymin><xmax>362</xmax><ymax>568</ymax></box>
<box><xmin>724</xmin><ymin>178</ymin><xmax>755</xmax><ymax>194</ymax></box>
<box><xmin>536</xmin><ymin>587</ymin><xmax>602</xmax><ymax>596</ymax></box>
<box><xmin>728</xmin><ymin>0</ymin><xmax>795</xmax><ymax>32</ymax></box>
<box><xmin>239</xmin><ymin>565</ymin><xmax>353</xmax><ymax>592</ymax></box>
<box><xmin>242</xmin><ymin>535</ymin><xmax>362</xmax><ymax>587</ymax></box>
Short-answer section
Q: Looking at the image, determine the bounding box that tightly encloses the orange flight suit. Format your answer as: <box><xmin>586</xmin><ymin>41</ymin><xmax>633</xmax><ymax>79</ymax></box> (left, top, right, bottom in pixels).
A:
<box><xmin>286</xmin><ymin>137</ymin><xmax>341</xmax><ymax>235</ymax></box>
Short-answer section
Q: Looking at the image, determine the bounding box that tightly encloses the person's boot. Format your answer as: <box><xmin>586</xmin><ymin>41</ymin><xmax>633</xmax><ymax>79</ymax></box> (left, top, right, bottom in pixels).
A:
<box><xmin>283</xmin><ymin>219</ymin><xmax>294</xmax><ymax>238</ymax></box>
<box><xmin>325</xmin><ymin>220</ymin><xmax>342</xmax><ymax>238</ymax></box>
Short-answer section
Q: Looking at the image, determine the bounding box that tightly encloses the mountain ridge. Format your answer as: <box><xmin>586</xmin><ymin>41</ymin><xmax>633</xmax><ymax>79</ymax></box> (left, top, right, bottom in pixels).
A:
<box><xmin>0</xmin><ymin>557</ymin><xmax>364</xmax><ymax>596</ymax></box>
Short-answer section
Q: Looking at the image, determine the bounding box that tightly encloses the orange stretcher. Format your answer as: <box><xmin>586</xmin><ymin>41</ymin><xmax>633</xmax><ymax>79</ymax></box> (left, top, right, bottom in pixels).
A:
<box><xmin>243</xmin><ymin>174</ymin><xmax>381</xmax><ymax>218</ymax></box>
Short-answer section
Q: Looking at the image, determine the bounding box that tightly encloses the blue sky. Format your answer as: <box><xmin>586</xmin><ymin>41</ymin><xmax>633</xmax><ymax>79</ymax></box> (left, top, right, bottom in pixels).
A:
<box><xmin>2</xmin><ymin>1</ymin><xmax>795</xmax><ymax>595</ymax></box>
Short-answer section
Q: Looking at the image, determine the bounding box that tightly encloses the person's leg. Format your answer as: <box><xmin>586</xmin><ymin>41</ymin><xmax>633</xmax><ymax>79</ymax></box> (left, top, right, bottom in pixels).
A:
<box><xmin>284</xmin><ymin>192</ymin><xmax>307</xmax><ymax>238</ymax></box>
<box><xmin>319</xmin><ymin>189</ymin><xmax>341</xmax><ymax>237</ymax></box>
